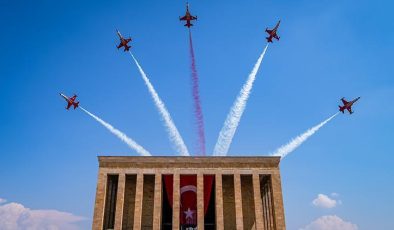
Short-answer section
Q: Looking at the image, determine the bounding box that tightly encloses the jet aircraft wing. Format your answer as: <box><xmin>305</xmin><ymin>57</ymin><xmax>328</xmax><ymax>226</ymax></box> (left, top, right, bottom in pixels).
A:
<box><xmin>66</xmin><ymin>103</ymin><xmax>72</xmax><ymax>110</ymax></box>
<box><xmin>70</xmin><ymin>95</ymin><xmax>77</xmax><ymax>100</ymax></box>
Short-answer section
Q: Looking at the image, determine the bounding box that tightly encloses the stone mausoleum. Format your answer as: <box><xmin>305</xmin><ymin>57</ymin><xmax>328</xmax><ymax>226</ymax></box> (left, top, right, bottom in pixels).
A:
<box><xmin>92</xmin><ymin>156</ymin><xmax>286</xmax><ymax>230</ymax></box>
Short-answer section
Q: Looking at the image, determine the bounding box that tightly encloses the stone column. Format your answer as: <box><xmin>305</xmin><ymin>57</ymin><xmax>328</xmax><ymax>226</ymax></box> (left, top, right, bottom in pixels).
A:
<box><xmin>114</xmin><ymin>174</ymin><xmax>126</xmax><ymax>230</ymax></box>
<box><xmin>263</xmin><ymin>183</ymin><xmax>270</xmax><ymax>230</ymax></box>
<box><xmin>153</xmin><ymin>173</ymin><xmax>162</xmax><ymax>230</ymax></box>
<box><xmin>270</xmin><ymin>171</ymin><xmax>286</xmax><ymax>230</ymax></box>
<box><xmin>253</xmin><ymin>173</ymin><xmax>265</xmax><ymax>230</ymax></box>
<box><xmin>234</xmin><ymin>173</ymin><xmax>244</xmax><ymax>230</ymax></box>
<box><xmin>133</xmin><ymin>173</ymin><xmax>144</xmax><ymax>230</ymax></box>
<box><xmin>215</xmin><ymin>173</ymin><xmax>224</xmax><ymax>230</ymax></box>
<box><xmin>267</xmin><ymin>183</ymin><xmax>274</xmax><ymax>230</ymax></box>
<box><xmin>172</xmin><ymin>172</ymin><xmax>180</xmax><ymax>230</ymax></box>
<box><xmin>197</xmin><ymin>173</ymin><xmax>204</xmax><ymax>230</ymax></box>
<box><xmin>92</xmin><ymin>169</ymin><xmax>107</xmax><ymax>230</ymax></box>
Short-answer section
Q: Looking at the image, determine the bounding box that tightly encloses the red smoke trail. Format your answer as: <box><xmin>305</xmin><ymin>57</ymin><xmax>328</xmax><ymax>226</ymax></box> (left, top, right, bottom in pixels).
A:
<box><xmin>188</xmin><ymin>29</ymin><xmax>206</xmax><ymax>155</ymax></box>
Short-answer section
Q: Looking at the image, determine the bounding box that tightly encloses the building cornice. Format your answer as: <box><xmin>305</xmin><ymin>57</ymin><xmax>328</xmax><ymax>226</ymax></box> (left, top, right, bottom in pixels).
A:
<box><xmin>98</xmin><ymin>156</ymin><xmax>281</xmax><ymax>169</ymax></box>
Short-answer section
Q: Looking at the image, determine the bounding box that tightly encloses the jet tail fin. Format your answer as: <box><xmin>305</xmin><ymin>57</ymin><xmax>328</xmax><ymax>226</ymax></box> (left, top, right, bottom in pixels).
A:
<box><xmin>74</xmin><ymin>102</ymin><xmax>79</xmax><ymax>109</ymax></box>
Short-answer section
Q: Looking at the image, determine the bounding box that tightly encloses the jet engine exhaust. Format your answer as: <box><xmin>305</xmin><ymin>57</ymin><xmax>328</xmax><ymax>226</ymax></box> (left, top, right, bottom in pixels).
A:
<box><xmin>271</xmin><ymin>112</ymin><xmax>339</xmax><ymax>159</ymax></box>
<box><xmin>213</xmin><ymin>44</ymin><xmax>269</xmax><ymax>156</ymax></box>
<box><xmin>189</xmin><ymin>29</ymin><xmax>206</xmax><ymax>156</ymax></box>
<box><xmin>79</xmin><ymin>106</ymin><xmax>151</xmax><ymax>156</ymax></box>
<box><xmin>129</xmin><ymin>52</ymin><xmax>190</xmax><ymax>156</ymax></box>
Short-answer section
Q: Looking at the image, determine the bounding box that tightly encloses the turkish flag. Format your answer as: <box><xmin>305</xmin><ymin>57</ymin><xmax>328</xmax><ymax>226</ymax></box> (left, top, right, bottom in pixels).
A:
<box><xmin>180</xmin><ymin>175</ymin><xmax>197</xmax><ymax>225</ymax></box>
<box><xmin>163</xmin><ymin>175</ymin><xmax>214</xmax><ymax>226</ymax></box>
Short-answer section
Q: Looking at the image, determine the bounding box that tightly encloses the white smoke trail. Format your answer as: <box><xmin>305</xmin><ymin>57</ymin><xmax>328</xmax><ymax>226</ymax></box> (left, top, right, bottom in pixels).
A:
<box><xmin>213</xmin><ymin>44</ymin><xmax>269</xmax><ymax>156</ymax></box>
<box><xmin>79</xmin><ymin>106</ymin><xmax>151</xmax><ymax>156</ymax></box>
<box><xmin>271</xmin><ymin>112</ymin><xmax>339</xmax><ymax>158</ymax></box>
<box><xmin>129</xmin><ymin>52</ymin><xmax>190</xmax><ymax>156</ymax></box>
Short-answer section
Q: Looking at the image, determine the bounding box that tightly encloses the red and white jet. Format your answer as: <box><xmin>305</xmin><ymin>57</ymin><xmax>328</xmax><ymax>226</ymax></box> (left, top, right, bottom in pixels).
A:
<box><xmin>265</xmin><ymin>20</ymin><xmax>281</xmax><ymax>43</ymax></box>
<box><xmin>60</xmin><ymin>93</ymin><xmax>79</xmax><ymax>110</ymax></box>
<box><xmin>179</xmin><ymin>2</ymin><xmax>197</xmax><ymax>28</ymax></box>
<box><xmin>116</xmin><ymin>29</ymin><xmax>132</xmax><ymax>52</ymax></box>
<box><xmin>339</xmin><ymin>97</ymin><xmax>360</xmax><ymax>114</ymax></box>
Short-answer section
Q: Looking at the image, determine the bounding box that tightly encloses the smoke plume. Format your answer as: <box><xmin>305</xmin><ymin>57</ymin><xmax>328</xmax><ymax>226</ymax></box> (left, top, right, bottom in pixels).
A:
<box><xmin>213</xmin><ymin>44</ymin><xmax>269</xmax><ymax>156</ymax></box>
<box><xmin>271</xmin><ymin>113</ymin><xmax>339</xmax><ymax>158</ymax></box>
<box><xmin>189</xmin><ymin>29</ymin><xmax>206</xmax><ymax>155</ymax></box>
<box><xmin>79</xmin><ymin>106</ymin><xmax>151</xmax><ymax>156</ymax></box>
<box><xmin>129</xmin><ymin>52</ymin><xmax>190</xmax><ymax>156</ymax></box>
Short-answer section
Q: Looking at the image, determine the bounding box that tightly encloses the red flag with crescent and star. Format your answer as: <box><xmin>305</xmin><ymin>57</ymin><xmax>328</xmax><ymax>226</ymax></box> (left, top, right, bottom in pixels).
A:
<box><xmin>163</xmin><ymin>175</ymin><xmax>213</xmax><ymax>226</ymax></box>
<box><xmin>180</xmin><ymin>175</ymin><xmax>197</xmax><ymax>225</ymax></box>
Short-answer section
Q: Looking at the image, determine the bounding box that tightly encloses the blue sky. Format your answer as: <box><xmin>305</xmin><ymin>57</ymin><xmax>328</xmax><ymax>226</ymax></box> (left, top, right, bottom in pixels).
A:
<box><xmin>0</xmin><ymin>0</ymin><xmax>393</xmax><ymax>229</ymax></box>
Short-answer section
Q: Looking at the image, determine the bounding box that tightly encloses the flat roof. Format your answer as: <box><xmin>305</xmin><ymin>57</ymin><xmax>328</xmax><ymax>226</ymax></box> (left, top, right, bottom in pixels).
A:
<box><xmin>98</xmin><ymin>156</ymin><xmax>281</xmax><ymax>169</ymax></box>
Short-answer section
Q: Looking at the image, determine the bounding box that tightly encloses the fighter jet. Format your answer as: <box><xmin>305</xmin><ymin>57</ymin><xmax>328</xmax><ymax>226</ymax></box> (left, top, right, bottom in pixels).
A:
<box><xmin>265</xmin><ymin>20</ymin><xmax>281</xmax><ymax>43</ymax></box>
<box><xmin>339</xmin><ymin>97</ymin><xmax>360</xmax><ymax>114</ymax></box>
<box><xmin>60</xmin><ymin>93</ymin><xmax>79</xmax><ymax>110</ymax></box>
<box><xmin>179</xmin><ymin>2</ymin><xmax>197</xmax><ymax>28</ymax></box>
<box><xmin>116</xmin><ymin>30</ymin><xmax>132</xmax><ymax>51</ymax></box>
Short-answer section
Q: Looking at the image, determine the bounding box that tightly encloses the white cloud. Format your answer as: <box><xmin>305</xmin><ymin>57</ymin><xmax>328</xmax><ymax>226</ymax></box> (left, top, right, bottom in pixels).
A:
<box><xmin>0</xmin><ymin>198</ymin><xmax>6</xmax><ymax>204</ymax></box>
<box><xmin>300</xmin><ymin>215</ymin><xmax>358</xmax><ymax>230</ymax></box>
<box><xmin>312</xmin><ymin>194</ymin><xmax>340</xmax><ymax>209</ymax></box>
<box><xmin>0</xmin><ymin>201</ymin><xmax>86</xmax><ymax>230</ymax></box>
<box><xmin>331</xmin><ymin>192</ymin><xmax>339</xmax><ymax>198</ymax></box>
